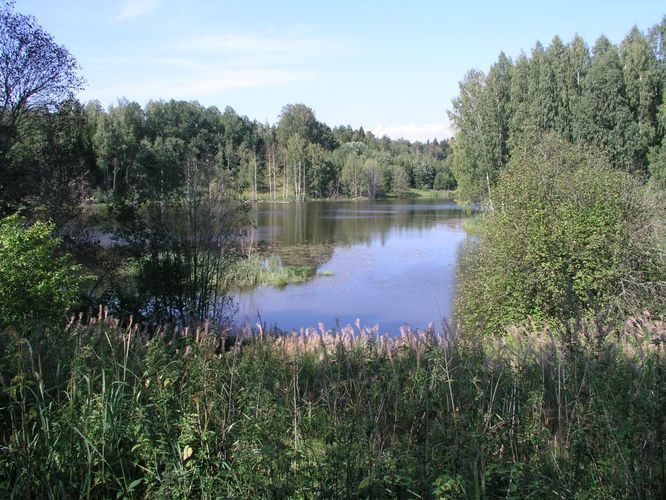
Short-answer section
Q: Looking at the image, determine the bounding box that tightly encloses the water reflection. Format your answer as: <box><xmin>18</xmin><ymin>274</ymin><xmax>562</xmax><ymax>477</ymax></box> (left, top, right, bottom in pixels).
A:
<box><xmin>247</xmin><ymin>199</ymin><xmax>465</xmax><ymax>266</ymax></box>
<box><xmin>236</xmin><ymin>198</ymin><xmax>468</xmax><ymax>334</ymax></box>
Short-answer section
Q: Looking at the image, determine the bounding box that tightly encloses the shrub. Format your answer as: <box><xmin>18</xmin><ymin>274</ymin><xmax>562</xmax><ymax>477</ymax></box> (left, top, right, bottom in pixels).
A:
<box><xmin>456</xmin><ymin>132</ymin><xmax>665</xmax><ymax>334</ymax></box>
<box><xmin>0</xmin><ymin>214</ymin><xmax>85</xmax><ymax>330</ymax></box>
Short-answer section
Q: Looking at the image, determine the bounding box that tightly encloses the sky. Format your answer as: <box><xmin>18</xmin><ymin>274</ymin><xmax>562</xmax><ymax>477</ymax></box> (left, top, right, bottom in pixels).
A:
<box><xmin>15</xmin><ymin>0</ymin><xmax>666</xmax><ymax>142</ymax></box>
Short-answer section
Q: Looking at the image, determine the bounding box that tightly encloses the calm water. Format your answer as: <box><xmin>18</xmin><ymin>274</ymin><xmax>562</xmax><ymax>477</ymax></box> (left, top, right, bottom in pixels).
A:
<box><xmin>234</xmin><ymin>199</ymin><xmax>468</xmax><ymax>334</ymax></box>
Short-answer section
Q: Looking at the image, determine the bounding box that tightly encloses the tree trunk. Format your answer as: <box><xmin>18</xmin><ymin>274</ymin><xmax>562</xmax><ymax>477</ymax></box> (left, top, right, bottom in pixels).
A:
<box><xmin>283</xmin><ymin>154</ymin><xmax>288</xmax><ymax>200</ymax></box>
<box><xmin>252</xmin><ymin>145</ymin><xmax>258</xmax><ymax>203</ymax></box>
<box><xmin>112</xmin><ymin>157</ymin><xmax>118</xmax><ymax>193</ymax></box>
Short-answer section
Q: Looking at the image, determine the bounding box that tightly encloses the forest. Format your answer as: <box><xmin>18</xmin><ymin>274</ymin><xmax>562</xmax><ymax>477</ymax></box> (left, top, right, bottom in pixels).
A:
<box><xmin>449</xmin><ymin>23</ymin><xmax>666</xmax><ymax>202</ymax></box>
<box><xmin>1</xmin><ymin>1</ymin><xmax>665</xmax><ymax>497</ymax></box>
<box><xmin>1</xmin><ymin>86</ymin><xmax>456</xmax><ymax>221</ymax></box>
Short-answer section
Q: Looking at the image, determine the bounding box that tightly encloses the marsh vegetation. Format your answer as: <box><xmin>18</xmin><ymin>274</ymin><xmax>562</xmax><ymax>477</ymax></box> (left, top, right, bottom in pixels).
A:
<box><xmin>1</xmin><ymin>312</ymin><xmax>664</xmax><ymax>497</ymax></box>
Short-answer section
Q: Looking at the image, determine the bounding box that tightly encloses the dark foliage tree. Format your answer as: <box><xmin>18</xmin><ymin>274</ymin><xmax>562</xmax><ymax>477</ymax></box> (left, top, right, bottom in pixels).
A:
<box><xmin>2</xmin><ymin>98</ymin><xmax>95</xmax><ymax>223</ymax></box>
<box><xmin>129</xmin><ymin>161</ymin><xmax>249</xmax><ymax>324</ymax></box>
<box><xmin>620</xmin><ymin>26</ymin><xmax>660</xmax><ymax>165</ymax></box>
<box><xmin>573</xmin><ymin>36</ymin><xmax>641</xmax><ymax>172</ymax></box>
<box><xmin>648</xmin><ymin>102</ymin><xmax>666</xmax><ymax>187</ymax></box>
<box><xmin>0</xmin><ymin>1</ymin><xmax>83</xmax><ymax>198</ymax></box>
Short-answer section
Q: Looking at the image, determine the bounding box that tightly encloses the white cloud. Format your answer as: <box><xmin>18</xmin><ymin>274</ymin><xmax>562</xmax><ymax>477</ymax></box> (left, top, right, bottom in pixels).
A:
<box><xmin>171</xmin><ymin>32</ymin><xmax>353</xmax><ymax>64</ymax></box>
<box><xmin>371</xmin><ymin>123</ymin><xmax>450</xmax><ymax>142</ymax></box>
<box><xmin>90</xmin><ymin>68</ymin><xmax>315</xmax><ymax>104</ymax></box>
<box><xmin>183</xmin><ymin>68</ymin><xmax>315</xmax><ymax>94</ymax></box>
<box><xmin>92</xmin><ymin>56</ymin><xmax>213</xmax><ymax>71</ymax></box>
<box><xmin>85</xmin><ymin>28</ymin><xmax>351</xmax><ymax>106</ymax></box>
<box><xmin>178</xmin><ymin>33</ymin><xmax>330</xmax><ymax>53</ymax></box>
<box><xmin>112</xmin><ymin>0</ymin><xmax>160</xmax><ymax>22</ymax></box>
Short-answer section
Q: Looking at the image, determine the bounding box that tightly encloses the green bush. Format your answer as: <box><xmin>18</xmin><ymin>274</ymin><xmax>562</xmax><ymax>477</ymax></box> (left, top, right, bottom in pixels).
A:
<box><xmin>0</xmin><ymin>214</ymin><xmax>84</xmax><ymax>330</ymax></box>
<box><xmin>456</xmin><ymin>132</ymin><xmax>665</xmax><ymax>334</ymax></box>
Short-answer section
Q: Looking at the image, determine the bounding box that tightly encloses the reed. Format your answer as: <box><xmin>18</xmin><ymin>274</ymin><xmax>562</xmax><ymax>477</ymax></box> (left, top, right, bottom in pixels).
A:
<box><xmin>1</xmin><ymin>310</ymin><xmax>664</xmax><ymax>497</ymax></box>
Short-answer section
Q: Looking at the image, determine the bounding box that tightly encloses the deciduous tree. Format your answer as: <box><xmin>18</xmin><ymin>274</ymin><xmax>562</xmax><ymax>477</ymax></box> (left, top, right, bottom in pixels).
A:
<box><xmin>0</xmin><ymin>1</ymin><xmax>83</xmax><ymax>183</ymax></box>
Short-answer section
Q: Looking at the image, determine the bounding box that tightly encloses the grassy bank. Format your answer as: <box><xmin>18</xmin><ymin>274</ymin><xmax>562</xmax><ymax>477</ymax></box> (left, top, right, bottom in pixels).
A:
<box><xmin>402</xmin><ymin>188</ymin><xmax>455</xmax><ymax>199</ymax></box>
<box><xmin>240</xmin><ymin>188</ymin><xmax>455</xmax><ymax>202</ymax></box>
<box><xmin>1</xmin><ymin>312</ymin><xmax>664</xmax><ymax>497</ymax></box>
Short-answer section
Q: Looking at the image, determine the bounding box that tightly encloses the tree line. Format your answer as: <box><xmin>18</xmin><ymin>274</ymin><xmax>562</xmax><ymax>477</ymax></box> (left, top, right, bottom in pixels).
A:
<box><xmin>449</xmin><ymin>18</ymin><xmax>666</xmax><ymax>203</ymax></box>
<box><xmin>85</xmin><ymin>100</ymin><xmax>455</xmax><ymax>205</ymax></box>
<box><xmin>2</xmin><ymin>94</ymin><xmax>456</xmax><ymax>226</ymax></box>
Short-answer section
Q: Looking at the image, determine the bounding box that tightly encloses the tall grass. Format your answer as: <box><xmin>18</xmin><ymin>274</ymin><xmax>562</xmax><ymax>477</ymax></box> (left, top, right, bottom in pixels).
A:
<box><xmin>1</xmin><ymin>309</ymin><xmax>664</xmax><ymax>498</ymax></box>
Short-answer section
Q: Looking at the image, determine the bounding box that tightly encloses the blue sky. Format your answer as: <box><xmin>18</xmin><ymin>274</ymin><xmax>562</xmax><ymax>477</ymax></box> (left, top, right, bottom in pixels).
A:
<box><xmin>16</xmin><ymin>0</ymin><xmax>666</xmax><ymax>141</ymax></box>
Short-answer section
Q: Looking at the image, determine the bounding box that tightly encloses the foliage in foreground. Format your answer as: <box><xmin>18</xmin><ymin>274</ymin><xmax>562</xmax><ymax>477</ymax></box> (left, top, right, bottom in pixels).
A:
<box><xmin>0</xmin><ymin>214</ymin><xmax>87</xmax><ymax>330</ymax></box>
<box><xmin>1</xmin><ymin>311</ymin><xmax>664</xmax><ymax>498</ymax></box>
<box><xmin>457</xmin><ymin>133</ymin><xmax>665</xmax><ymax>335</ymax></box>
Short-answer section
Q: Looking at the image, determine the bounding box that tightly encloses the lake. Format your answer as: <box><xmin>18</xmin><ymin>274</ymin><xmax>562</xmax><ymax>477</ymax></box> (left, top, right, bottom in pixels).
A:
<box><xmin>233</xmin><ymin>198</ymin><xmax>469</xmax><ymax>334</ymax></box>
